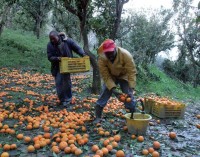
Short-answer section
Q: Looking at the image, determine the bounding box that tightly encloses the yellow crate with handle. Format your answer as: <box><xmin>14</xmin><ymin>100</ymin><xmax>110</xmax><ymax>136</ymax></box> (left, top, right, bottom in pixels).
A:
<box><xmin>151</xmin><ymin>101</ymin><xmax>186</xmax><ymax>118</ymax></box>
<box><xmin>60</xmin><ymin>56</ymin><xmax>90</xmax><ymax>73</ymax></box>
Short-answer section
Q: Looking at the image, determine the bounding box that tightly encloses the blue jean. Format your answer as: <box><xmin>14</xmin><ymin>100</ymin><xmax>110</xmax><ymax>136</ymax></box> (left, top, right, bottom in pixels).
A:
<box><xmin>55</xmin><ymin>72</ymin><xmax>72</xmax><ymax>103</ymax></box>
<box><xmin>96</xmin><ymin>79</ymin><xmax>136</xmax><ymax>111</ymax></box>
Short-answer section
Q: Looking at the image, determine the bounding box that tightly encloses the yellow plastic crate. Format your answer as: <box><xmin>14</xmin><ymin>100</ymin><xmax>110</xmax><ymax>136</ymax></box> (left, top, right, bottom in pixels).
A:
<box><xmin>152</xmin><ymin>102</ymin><xmax>186</xmax><ymax>118</ymax></box>
<box><xmin>144</xmin><ymin>97</ymin><xmax>155</xmax><ymax>113</ymax></box>
<box><xmin>60</xmin><ymin>56</ymin><xmax>90</xmax><ymax>73</ymax></box>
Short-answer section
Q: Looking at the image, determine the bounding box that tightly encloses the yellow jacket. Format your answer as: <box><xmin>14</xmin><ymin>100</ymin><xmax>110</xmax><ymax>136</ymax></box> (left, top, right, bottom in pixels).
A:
<box><xmin>98</xmin><ymin>47</ymin><xmax>137</xmax><ymax>90</ymax></box>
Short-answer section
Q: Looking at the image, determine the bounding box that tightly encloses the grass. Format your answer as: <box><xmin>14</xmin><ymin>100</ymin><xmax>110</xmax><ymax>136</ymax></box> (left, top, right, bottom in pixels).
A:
<box><xmin>137</xmin><ymin>65</ymin><xmax>200</xmax><ymax>101</ymax></box>
<box><xmin>0</xmin><ymin>29</ymin><xmax>199</xmax><ymax>101</ymax></box>
<box><xmin>0</xmin><ymin>29</ymin><xmax>50</xmax><ymax>73</ymax></box>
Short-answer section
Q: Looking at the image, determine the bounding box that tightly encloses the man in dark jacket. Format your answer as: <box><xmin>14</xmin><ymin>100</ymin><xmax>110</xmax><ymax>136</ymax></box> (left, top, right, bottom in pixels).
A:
<box><xmin>47</xmin><ymin>30</ymin><xmax>86</xmax><ymax>107</ymax></box>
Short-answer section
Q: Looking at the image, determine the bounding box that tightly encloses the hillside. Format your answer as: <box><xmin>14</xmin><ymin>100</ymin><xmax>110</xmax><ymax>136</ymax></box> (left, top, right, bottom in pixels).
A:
<box><xmin>0</xmin><ymin>29</ymin><xmax>199</xmax><ymax>101</ymax></box>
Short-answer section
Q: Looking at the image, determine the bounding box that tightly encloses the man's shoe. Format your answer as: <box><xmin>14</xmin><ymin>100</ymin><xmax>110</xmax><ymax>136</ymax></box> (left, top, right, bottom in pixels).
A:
<box><xmin>93</xmin><ymin>105</ymin><xmax>103</xmax><ymax>124</ymax></box>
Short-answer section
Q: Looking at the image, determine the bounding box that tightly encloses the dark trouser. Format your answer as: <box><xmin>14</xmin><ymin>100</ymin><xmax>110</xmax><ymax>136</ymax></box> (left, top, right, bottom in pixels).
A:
<box><xmin>96</xmin><ymin>79</ymin><xmax>135</xmax><ymax>112</ymax></box>
<box><xmin>55</xmin><ymin>72</ymin><xmax>72</xmax><ymax>103</ymax></box>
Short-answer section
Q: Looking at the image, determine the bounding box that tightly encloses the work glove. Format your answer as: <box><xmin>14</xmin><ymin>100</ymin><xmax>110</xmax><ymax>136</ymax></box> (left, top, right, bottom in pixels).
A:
<box><xmin>111</xmin><ymin>87</ymin><xmax>121</xmax><ymax>98</ymax></box>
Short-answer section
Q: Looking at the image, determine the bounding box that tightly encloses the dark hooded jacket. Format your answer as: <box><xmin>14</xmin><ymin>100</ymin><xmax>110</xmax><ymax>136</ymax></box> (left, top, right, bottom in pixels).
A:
<box><xmin>47</xmin><ymin>35</ymin><xmax>85</xmax><ymax>76</ymax></box>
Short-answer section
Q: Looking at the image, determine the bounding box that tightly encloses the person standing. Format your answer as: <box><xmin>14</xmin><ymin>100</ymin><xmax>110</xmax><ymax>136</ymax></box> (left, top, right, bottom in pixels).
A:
<box><xmin>47</xmin><ymin>31</ymin><xmax>86</xmax><ymax>107</ymax></box>
<box><xmin>94</xmin><ymin>39</ymin><xmax>137</xmax><ymax>123</ymax></box>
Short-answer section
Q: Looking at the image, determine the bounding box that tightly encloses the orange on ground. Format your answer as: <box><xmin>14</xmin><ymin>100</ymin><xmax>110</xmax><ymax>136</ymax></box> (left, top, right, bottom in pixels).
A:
<box><xmin>10</xmin><ymin>144</ymin><xmax>17</xmax><ymax>149</ymax></box>
<box><xmin>59</xmin><ymin>141</ymin><xmax>68</xmax><ymax>150</ymax></box>
<box><xmin>111</xmin><ymin>141</ymin><xmax>118</xmax><ymax>148</ymax></box>
<box><xmin>96</xmin><ymin>150</ymin><xmax>103</xmax><ymax>157</ymax></box>
<box><xmin>137</xmin><ymin>136</ymin><xmax>144</xmax><ymax>142</ymax></box>
<box><xmin>106</xmin><ymin>144</ymin><xmax>113</xmax><ymax>151</ymax></box>
<box><xmin>131</xmin><ymin>134</ymin><xmax>136</xmax><ymax>139</ymax></box>
<box><xmin>153</xmin><ymin>141</ymin><xmax>160</xmax><ymax>149</ymax></box>
<box><xmin>114</xmin><ymin>135</ymin><xmax>121</xmax><ymax>142</ymax></box>
<box><xmin>3</xmin><ymin>144</ymin><xmax>10</xmax><ymax>151</ymax></box>
<box><xmin>24</xmin><ymin>136</ymin><xmax>31</xmax><ymax>143</ymax></box>
<box><xmin>74</xmin><ymin>148</ymin><xmax>83</xmax><ymax>156</ymax></box>
<box><xmin>27</xmin><ymin>145</ymin><xmax>35</xmax><ymax>152</ymax></box>
<box><xmin>148</xmin><ymin>147</ymin><xmax>155</xmax><ymax>154</ymax></box>
<box><xmin>169</xmin><ymin>132</ymin><xmax>176</xmax><ymax>139</ymax></box>
<box><xmin>152</xmin><ymin>151</ymin><xmax>160</xmax><ymax>157</ymax></box>
<box><xmin>64</xmin><ymin>147</ymin><xmax>71</xmax><ymax>154</ymax></box>
<box><xmin>51</xmin><ymin>146</ymin><xmax>60</xmax><ymax>154</ymax></box>
<box><xmin>16</xmin><ymin>134</ymin><xmax>24</xmax><ymax>140</ymax></box>
<box><xmin>116</xmin><ymin>150</ymin><xmax>125</xmax><ymax>157</ymax></box>
<box><xmin>142</xmin><ymin>149</ymin><xmax>149</xmax><ymax>155</ymax></box>
<box><xmin>1</xmin><ymin>152</ymin><xmax>9</xmax><ymax>157</ymax></box>
<box><xmin>101</xmin><ymin>147</ymin><xmax>108</xmax><ymax>155</ymax></box>
<box><xmin>92</xmin><ymin>145</ymin><xmax>99</xmax><ymax>152</ymax></box>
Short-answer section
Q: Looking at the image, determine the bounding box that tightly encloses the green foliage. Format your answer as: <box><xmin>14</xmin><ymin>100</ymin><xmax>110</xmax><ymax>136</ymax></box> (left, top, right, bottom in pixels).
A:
<box><xmin>0</xmin><ymin>29</ymin><xmax>50</xmax><ymax>73</ymax></box>
<box><xmin>121</xmin><ymin>9</ymin><xmax>174</xmax><ymax>65</ymax></box>
<box><xmin>136</xmin><ymin>65</ymin><xmax>200</xmax><ymax>101</ymax></box>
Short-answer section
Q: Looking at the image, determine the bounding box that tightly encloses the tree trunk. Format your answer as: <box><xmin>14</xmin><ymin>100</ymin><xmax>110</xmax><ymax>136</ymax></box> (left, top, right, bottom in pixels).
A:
<box><xmin>81</xmin><ymin>22</ymin><xmax>101</xmax><ymax>94</ymax></box>
<box><xmin>110</xmin><ymin>0</ymin><xmax>129</xmax><ymax>40</ymax></box>
<box><xmin>0</xmin><ymin>5</ymin><xmax>11</xmax><ymax>36</ymax></box>
<box><xmin>35</xmin><ymin>17</ymin><xmax>42</xmax><ymax>39</ymax></box>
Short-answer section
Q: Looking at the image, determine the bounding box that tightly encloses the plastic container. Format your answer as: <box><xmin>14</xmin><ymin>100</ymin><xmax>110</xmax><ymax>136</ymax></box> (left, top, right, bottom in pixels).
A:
<box><xmin>124</xmin><ymin>113</ymin><xmax>152</xmax><ymax>135</ymax></box>
<box><xmin>151</xmin><ymin>102</ymin><xmax>186</xmax><ymax>118</ymax></box>
<box><xmin>60</xmin><ymin>56</ymin><xmax>90</xmax><ymax>73</ymax></box>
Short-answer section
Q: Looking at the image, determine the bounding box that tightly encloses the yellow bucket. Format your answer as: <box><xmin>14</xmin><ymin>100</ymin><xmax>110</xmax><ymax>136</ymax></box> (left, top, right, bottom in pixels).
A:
<box><xmin>124</xmin><ymin>113</ymin><xmax>152</xmax><ymax>135</ymax></box>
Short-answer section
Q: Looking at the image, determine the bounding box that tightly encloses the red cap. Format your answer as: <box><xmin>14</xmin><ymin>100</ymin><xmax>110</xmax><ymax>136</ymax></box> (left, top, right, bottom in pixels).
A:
<box><xmin>102</xmin><ymin>39</ymin><xmax>116</xmax><ymax>53</ymax></box>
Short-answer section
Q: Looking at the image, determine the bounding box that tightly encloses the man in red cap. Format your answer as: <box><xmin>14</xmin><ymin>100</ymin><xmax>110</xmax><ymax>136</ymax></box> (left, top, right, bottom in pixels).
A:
<box><xmin>94</xmin><ymin>39</ymin><xmax>137</xmax><ymax>123</ymax></box>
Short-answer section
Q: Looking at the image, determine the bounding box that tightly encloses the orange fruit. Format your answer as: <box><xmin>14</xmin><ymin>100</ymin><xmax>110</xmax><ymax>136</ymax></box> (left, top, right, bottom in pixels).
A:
<box><xmin>92</xmin><ymin>145</ymin><xmax>99</xmax><ymax>152</ymax></box>
<box><xmin>93</xmin><ymin>155</ymin><xmax>101</xmax><ymax>157</ymax></box>
<box><xmin>103</xmin><ymin>139</ymin><xmax>110</xmax><ymax>146</ymax></box>
<box><xmin>44</xmin><ymin>127</ymin><xmax>50</xmax><ymax>132</ymax></box>
<box><xmin>74</xmin><ymin>148</ymin><xmax>83</xmax><ymax>156</ymax></box>
<box><xmin>1</xmin><ymin>152</ymin><xmax>9</xmax><ymax>157</ymax></box>
<box><xmin>137</xmin><ymin>136</ymin><xmax>144</xmax><ymax>142</ymax></box>
<box><xmin>123</xmin><ymin>126</ymin><xmax>128</xmax><ymax>131</ymax></box>
<box><xmin>27</xmin><ymin>145</ymin><xmax>35</xmax><ymax>152</ymax></box>
<box><xmin>111</xmin><ymin>141</ymin><xmax>118</xmax><ymax>148</ymax></box>
<box><xmin>59</xmin><ymin>141</ymin><xmax>68</xmax><ymax>150</ymax></box>
<box><xmin>148</xmin><ymin>147</ymin><xmax>154</xmax><ymax>154</ymax></box>
<box><xmin>101</xmin><ymin>147</ymin><xmax>108</xmax><ymax>155</ymax></box>
<box><xmin>64</xmin><ymin>146</ymin><xmax>71</xmax><ymax>154</ymax></box>
<box><xmin>169</xmin><ymin>132</ymin><xmax>176</xmax><ymax>139</ymax></box>
<box><xmin>3</xmin><ymin>144</ymin><xmax>10</xmax><ymax>151</ymax></box>
<box><xmin>44</xmin><ymin>133</ymin><xmax>51</xmax><ymax>139</ymax></box>
<box><xmin>116</xmin><ymin>150</ymin><xmax>125</xmax><ymax>157</ymax></box>
<box><xmin>24</xmin><ymin>136</ymin><xmax>31</xmax><ymax>143</ymax></box>
<box><xmin>152</xmin><ymin>151</ymin><xmax>160</xmax><ymax>157</ymax></box>
<box><xmin>114</xmin><ymin>135</ymin><xmax>121</xmax><ymax>142</ymax></box>
<box><xmin>106</xmin><ymin>144</ymin><xmax>113</xmax><ymax>151</ymax></box>
<box><xmin>96</xmin><ymin>150</ymin><xmax>103</xmax><ymax>157</ymax></box>
<box><xmin>34</xmin><ymin>143</ymin><xmax>40</xmax><ymax>150</ymax></box>
<box><xmin>3</xmin><ymin>125</ymin><xmax>9</xmax><ymax>129</ymax></box>
<box><xmin>52</xmin><ymin>146</ymin><xmax>60</xmax><ymax>154</ymax></box>
<box><xmin>119</xmin><ymin>95</ymin><xmax>126</xmax><ymax>102</ymax></box>
<box><xmin>153</xmin><ymin>141</ymin><xmax>160</xmax><ymax>149</ymax></box>
<box><xmin>10</xmin><ymin>144</ymin><xmax>17</xmax><ymax>149</ymax></box>
<box><xmin>131</xmin><ymin>134</ymin><xmax>136</xmax><ymax>139</ymax></box>
<box><xmin>71</xmin><ymin>146</ymin><xmax>77</xmax><ymax>153</ymax></box>
<box><xmin>142</xmin><ymin>149</ymin><xmax>149</xmax><ymax>155</ymax></box>
<box><xmin>17</xmin><ymin>134</ymin><xmax>24</xmax><ymax>140</ymax></box>
<box><xmin>126</xmin><ymin>97</ymin><xmax>131</xmax><ymax>103</ymax></box>
<box><xmin>104</xmin><ymin>131</ymin><xmax>110</xmax><ymax>136</ymax></box>
<box><xmin>196</xmin><ymin>114</ymin><xmax>200</xmax><ymax>119</ymax></box>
